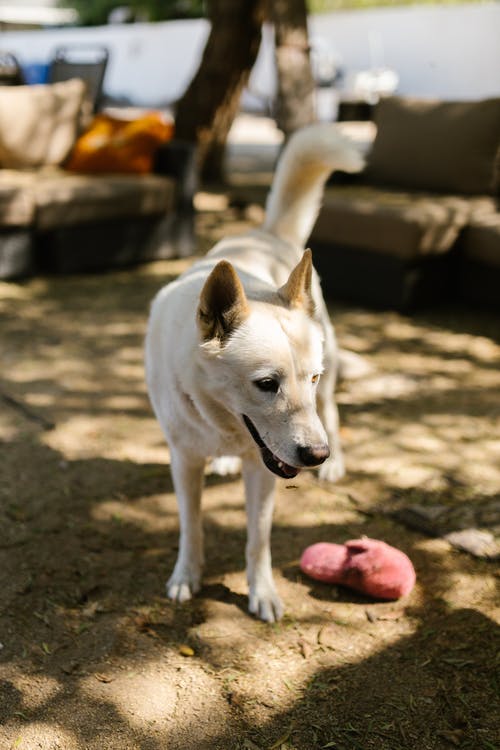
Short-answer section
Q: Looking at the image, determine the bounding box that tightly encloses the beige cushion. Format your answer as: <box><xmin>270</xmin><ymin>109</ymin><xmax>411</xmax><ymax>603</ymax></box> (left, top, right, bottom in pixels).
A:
<box><xmin>311</xmin><ymin>185</ymin><xmax>472</xmax><ymax>260</ymax></box>
<box><xmin>0</xmin><ymin>79</ymin><xmax>86</xmax><ymax>168</ymax></box>
<box><xmin>366</xmin><ymin>96</ymin><xmax>500</xmax><ymax>195</ymax></box>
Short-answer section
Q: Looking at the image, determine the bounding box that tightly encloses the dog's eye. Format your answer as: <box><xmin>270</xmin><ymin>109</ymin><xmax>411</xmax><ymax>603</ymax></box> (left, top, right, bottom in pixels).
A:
<box><xmin>254</xmin><ymin>377</ymin><xmax>279</xmax><ymax>393</ymax></box>
<box><xmin>311</xmin><ymin>374</ymin><xmax>320</xmax><ymax>385</ymax></box>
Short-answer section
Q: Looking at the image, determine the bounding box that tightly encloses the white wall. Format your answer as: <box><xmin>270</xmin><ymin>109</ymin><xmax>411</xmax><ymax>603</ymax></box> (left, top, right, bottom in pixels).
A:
<box><xmin>1</xmin><ymin>2</ymin><xmax>499</xmax><ymax>107</ymax></box>
<box><xmin>307</xmin><ymin>2</ymin><xmax>500</xmax><ymax>101</ymax></box>
<box><xmin>1</xmin><ymin>18</ymin><xmax>210</xmax><ymax>106</ymax></box>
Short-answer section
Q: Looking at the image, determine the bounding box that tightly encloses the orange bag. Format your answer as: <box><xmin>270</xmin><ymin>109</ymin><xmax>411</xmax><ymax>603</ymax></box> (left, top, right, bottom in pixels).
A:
<box><xmin>66</xmin><ymin>112</ymin><xmax>174</xmax><ymax>174</ymax></box>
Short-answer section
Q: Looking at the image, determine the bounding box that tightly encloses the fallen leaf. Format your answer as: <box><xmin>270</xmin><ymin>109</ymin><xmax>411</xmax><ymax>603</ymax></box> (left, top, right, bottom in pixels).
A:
<box><xmin>365</xmin><ymin>609</ymin><xmax>377</xmax><ymax>623</ymax></box>
<box><xmin>179</xmin><ymin>644</ymin><xmax>195</xmax><ymax>657</ymax></box>
<box><xmin>268</xmin><ymin>723</ymin><xmax>294</xmax><ymax>749</ymax></box>
<box><xmin>95</xmin><ymin>673</ymin><xmax>115</xmax><ymax>683</ymax></box>
<box><xmin>298</xmin><ymin>637</ymin><xmax>313</xmax><ymax>659</ymax></box>
<box><xmin>377</xmin><ymin>610</ymin><xmax>405</xmax><ymax>621</ymax></box>
<box><xmin>317</xmin><ymin>625</ymin><xmax>336</xmax><ymax>649</ymax></box>
<box><xmin>259</xmin><ymin>698</ymin><xmax>275</xmax><ymax>708</ymax></box>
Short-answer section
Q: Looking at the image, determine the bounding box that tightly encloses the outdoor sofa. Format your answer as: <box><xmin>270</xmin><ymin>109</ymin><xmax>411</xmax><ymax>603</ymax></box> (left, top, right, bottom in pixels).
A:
<box><xmin>0</xmin><ymin>79</ymin><xmax>196</xmax><ymax>279</ymax></box>
<box><xmin>310</xmin><ymin>96</ymin><xmax>500</xmax><ymax>309</ymax></box>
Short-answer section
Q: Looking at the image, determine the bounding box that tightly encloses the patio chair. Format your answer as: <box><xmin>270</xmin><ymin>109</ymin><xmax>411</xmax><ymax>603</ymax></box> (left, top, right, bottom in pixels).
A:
<box><xmin>0</xmin><ymin>51</ymin><xmax>24</xmax><ymax>86</ymax></box>
<box><xmin>48</xmin><ymin>45</ymin><xmax>109</xmax><ymax>112</ymax></box>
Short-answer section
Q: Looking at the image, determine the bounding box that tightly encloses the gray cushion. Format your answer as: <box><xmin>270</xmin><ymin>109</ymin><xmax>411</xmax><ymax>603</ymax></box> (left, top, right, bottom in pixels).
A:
<box><xmin>311</xmin><ymin>185</ymin><xmax>472</xmax><ymax>260</ymax></box>
<box><xmin>365</xmin><ymin>96</ymin><xmax>500</xmax><ymax>195</ymax></box>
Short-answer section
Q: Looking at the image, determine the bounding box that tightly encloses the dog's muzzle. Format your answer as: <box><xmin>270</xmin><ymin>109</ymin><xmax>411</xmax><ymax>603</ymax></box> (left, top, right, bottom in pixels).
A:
<box><xmin>242</xmin><ymin>415</ymin><xmax>299</xmax><ymax>478</ymax></box>
<box><xmin>242</xmin><ymin>415</ymin><xmax>329</xmax><ymax>479</ymax></box>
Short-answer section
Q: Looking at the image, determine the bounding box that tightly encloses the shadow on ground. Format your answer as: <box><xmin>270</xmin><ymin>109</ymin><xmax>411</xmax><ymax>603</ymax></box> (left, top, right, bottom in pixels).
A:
<box><xmin>0</xmin><ymin>255</ymin><xmax>499</xmax><ymax>749</ymax></box>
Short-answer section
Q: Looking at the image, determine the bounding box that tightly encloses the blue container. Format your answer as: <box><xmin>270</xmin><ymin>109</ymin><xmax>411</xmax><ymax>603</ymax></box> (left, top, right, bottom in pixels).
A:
<box><xmin>21</xmin><ymin>63</ymin><xmax>50</xmax><ymax>85</ymax></box>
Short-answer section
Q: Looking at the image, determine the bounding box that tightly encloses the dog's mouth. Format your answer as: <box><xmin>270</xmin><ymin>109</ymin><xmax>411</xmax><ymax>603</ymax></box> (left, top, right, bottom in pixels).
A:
<box><xmin>242</xmin><ymin>415</ymin><xmax>300</xmax><ymax>479</ymax></box>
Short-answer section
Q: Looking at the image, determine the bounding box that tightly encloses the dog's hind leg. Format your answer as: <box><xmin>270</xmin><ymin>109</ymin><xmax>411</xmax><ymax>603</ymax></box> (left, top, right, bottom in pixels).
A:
<box><xmin>166</xmin><ymin>448</ymin><xmax>205</xmax><ymax>602</ymax></box>
<box><xmin>242</xmin><ymin>458</ymin><xmax>283</xmax><ymax>622</ymax></box>
<box><xmin>317</xmin><ymin>378</ymin><xmax>345</xmax><ymax>482</ymax></box>
<box><xmin>206</xmin><ymin>456</ymin><xmax>241</xmax><ymax>476</ymax></box>
<box><xmin>316</xmin><ymin>310</ymin><xmax>346</xmax><ymax>483</ymax></box>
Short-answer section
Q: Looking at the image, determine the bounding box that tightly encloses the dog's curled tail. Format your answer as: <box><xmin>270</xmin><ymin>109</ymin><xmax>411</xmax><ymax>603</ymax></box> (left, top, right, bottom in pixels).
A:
<box><xmin>262</xmin><ymin>123</ymin><xmax>364</xmax><ymax>248</ymax></box>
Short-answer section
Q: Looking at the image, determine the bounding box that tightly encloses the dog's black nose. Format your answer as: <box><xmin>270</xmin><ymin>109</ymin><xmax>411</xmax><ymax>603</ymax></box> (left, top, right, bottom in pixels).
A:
<box><xmin>297</xmin><ymin>443</ymin><xmax>330</xmax><ymax>466</ymax></box>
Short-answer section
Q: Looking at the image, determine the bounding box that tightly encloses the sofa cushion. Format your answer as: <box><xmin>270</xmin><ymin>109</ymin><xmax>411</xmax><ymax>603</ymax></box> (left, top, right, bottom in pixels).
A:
<box><xmin>365</xmin><ymin>96</ymin><xmax>500</xmax><ymax>195</ymax></box>
<box><xmin>32</xmin><ymin>170</ymin><xmax>175</xmax><ymax>230</ymax></box>
<box><xmin>311</xmin><ymin>185</ymin><xmax>472</xmax><ymax>260</ymax></box>
<box><xmin>0</xmin><ymin>79</ymin><xmax>86</xmax><ymax>168</ymax></box>
<box><xmin>459</xmin><ymin>207</ymin><xmax>500</xmax><ymax>267</ymax></box>
<box><xmin>0</xmin><ymin>168</ymin><xmax>175</xmax><ymax>230</ymax></box>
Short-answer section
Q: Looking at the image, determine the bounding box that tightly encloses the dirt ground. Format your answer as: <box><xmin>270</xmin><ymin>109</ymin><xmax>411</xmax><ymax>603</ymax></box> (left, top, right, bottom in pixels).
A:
<box><xmin>1</xmin><ymin>188</ymin><xmax>499</xmax><ymax>750</ymax></box>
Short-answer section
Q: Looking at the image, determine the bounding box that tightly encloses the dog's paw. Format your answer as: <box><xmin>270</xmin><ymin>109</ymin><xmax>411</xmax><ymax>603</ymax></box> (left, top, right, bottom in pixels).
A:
<box><xmin>248</xmin><ymin>582</ymin><xmax>284</xmax><ymax>623</ymax></box>
<box><xmin>207</xmin><ymin>456</ymin><xmax>242</xmax><ymax>476</ymax></box>
<box><xmin>166</xmin><ymin>566</ymin><xmax>201</xmax><ymax>603</ymax></box>
<box><xmin>318</xmin><ymin>454</ymin><xmax>345</xmax><ymax>483</ymax></box>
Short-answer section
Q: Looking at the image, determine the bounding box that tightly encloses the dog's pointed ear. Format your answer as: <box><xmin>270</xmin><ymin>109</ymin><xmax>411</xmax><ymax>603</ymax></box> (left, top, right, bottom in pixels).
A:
<box><xmin>278</xmin><ymin>249</ymin><xmax>315</xmax><ymax>316</ymax></box>
<box><xmin>198</xmin><ymin>260</ymin><xmax>249</xmax><ymax>342</ymax></box>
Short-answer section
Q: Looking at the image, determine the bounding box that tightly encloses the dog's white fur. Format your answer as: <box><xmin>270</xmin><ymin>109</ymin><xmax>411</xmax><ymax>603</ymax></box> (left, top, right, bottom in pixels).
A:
<box><xmin>145</xmin><ymin>123</ymin><xmax>364</xmax><ymax>622</ymax></box>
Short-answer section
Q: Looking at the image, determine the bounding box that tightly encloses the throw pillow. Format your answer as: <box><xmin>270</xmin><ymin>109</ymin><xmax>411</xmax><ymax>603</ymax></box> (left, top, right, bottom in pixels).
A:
<box><xmin>66</xmin><ymin>112</ymin><xmax>174</xmax><ymax>174</ymax></box>
<box><xmin>366</xmin><ymin>96</ymin><xmax>500</xmax><ymax>195</ymax></box>
<box><xmin>0</xmin><ymin>78</ymin><xmax>86</xmax><ymax>168</ymax></box>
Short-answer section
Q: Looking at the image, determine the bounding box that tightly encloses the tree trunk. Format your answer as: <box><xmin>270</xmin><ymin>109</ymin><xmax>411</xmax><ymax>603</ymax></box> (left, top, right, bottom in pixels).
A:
<box><xmin>175</xmin><ymin>0</ymin><xmax>267</xmax><ymax>183</ymax></box>
<box><xmin>270</xmin><ymin>0</ymin><xmax>316</xmax><ymax>138</ymax></box>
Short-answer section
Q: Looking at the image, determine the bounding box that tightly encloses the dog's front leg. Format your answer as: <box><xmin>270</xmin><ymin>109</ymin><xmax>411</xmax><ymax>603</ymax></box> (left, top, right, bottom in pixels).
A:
<box><xmin>242</xmin><ymin>459</ymin><xmax>283</xmax><ymax>623</ymax></box>
<box><xmin>167</xmin><ymin>448</ymin><xmax>205</xmax><ymax>603</ymax></box>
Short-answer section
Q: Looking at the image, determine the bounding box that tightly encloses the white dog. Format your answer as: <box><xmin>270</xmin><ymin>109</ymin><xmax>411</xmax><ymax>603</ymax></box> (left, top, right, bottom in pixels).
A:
<box><xmin>145</xmin><ymin>124</ymin><xmax>363</xmax><ymax>622</ymax></box>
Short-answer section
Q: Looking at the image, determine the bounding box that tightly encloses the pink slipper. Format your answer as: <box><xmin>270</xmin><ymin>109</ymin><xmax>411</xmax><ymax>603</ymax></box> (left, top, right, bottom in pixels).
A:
<box><xmin>300</xmin><ymin>538</ymin><xmax>416</xmax><ymax>600</ymax></box>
